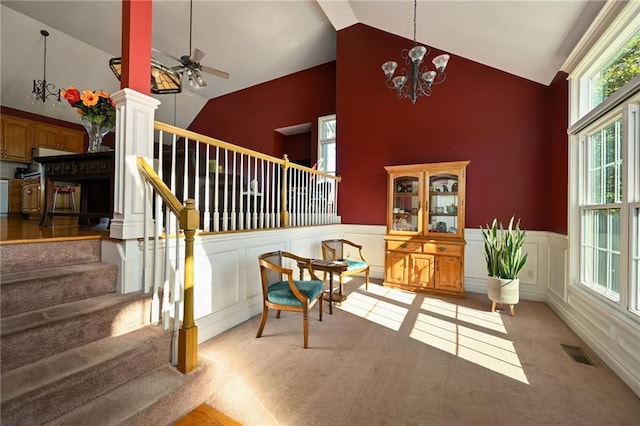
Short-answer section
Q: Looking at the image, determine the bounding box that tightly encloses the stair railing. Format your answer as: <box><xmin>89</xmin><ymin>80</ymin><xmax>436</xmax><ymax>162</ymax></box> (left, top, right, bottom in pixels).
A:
<box><xmin>154</xmin><ymin>121</ymin><xmax>342</xmax><ymax>232</ymax></box>
<box><xmin>137</xmin><ymin>156</ymin><xmax>199</xmax><ymax>374</ymax></box>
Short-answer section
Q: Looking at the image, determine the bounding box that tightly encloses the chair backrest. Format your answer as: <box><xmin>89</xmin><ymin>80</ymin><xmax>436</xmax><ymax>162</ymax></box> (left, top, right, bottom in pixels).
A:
<box><xmin>322</xmin><ymin>239</ymin><xmax>344</xmax><ymax>260</ymax></box>
<box><xmin>259</xmin><ymin>251</ymin><xmax>285</xmax><ymax>290</ymax></box>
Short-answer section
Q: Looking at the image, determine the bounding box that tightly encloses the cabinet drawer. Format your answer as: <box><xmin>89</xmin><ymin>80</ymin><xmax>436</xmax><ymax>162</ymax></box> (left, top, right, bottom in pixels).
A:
<box><xmin>423</xmin><ymin>243</ymin><xmax>462</xmax><ymax>256</ymax></box>
<box><xmin>387</xmin><ymin>240</ymin><xmax>422</xmax><ymax>252</ymax></box>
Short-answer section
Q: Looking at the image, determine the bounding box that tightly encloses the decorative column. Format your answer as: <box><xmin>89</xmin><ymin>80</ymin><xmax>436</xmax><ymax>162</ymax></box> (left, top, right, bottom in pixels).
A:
<box><xmin>109</xmin><ymin>88</ymin><xmax>160</xmax><ymax>240</ymax></box>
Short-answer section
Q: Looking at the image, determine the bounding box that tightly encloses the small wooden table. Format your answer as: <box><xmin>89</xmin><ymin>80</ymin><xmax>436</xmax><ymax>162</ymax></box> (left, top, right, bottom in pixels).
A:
<box><xmin>297</xmin><ymin>259</ymin><xmax>348</xmax><ymax>314</ymax></box>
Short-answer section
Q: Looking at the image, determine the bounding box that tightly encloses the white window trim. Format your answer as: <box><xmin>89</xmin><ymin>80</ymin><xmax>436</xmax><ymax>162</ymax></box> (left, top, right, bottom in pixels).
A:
<box><xmin>566</xmin><ymin>1</ymin><xmax>640</xmax><ymax>124</ymax></box>
<box><xmin>317</xmin><ymin>114</ymin><xmax>336</xmax><ymax>175</ymax></box>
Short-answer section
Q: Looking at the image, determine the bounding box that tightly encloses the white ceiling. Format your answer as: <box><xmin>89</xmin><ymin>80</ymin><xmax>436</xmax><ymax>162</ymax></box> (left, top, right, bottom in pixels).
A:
<box><xmin>1</xmin><ymin>0</ymin><xmax>605</xmax><ymax>129</ymax></box>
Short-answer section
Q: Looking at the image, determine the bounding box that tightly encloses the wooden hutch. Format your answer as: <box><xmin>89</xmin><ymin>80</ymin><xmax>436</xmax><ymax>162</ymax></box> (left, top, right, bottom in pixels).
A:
<box><xmin>384</xmin><ymin>161</ymin><xmax>469</xmax><ymax>297</ymax></box>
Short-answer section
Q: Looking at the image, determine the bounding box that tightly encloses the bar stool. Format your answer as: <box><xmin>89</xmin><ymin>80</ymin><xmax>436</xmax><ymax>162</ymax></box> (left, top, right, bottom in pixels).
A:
<box><xmin>52</xmin><ymin>185</ymin><xmax>76</xmax><ymax>212</ymax></box>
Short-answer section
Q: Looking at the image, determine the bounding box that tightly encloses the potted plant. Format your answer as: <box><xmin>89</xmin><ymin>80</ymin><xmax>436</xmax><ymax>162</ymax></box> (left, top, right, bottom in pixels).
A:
<box><xmin>480</xmin><ymin>216</ymin><xmax>528</xmax><ymax>315</ymax></box>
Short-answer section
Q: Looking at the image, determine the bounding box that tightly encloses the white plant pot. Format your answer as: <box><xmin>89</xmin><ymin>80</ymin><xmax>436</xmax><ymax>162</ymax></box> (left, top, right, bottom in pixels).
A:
<box><xmin>487</xmin><ymin>277</ymin><xmax>520</xmax><ymax>305</ymax></box>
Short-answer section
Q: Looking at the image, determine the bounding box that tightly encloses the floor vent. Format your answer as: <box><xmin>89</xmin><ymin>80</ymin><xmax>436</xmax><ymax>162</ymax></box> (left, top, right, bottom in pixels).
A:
<box><xmin>561</xmin><ymin>344</ymin><xmax>594</xmax><ymax>366</ymax></box>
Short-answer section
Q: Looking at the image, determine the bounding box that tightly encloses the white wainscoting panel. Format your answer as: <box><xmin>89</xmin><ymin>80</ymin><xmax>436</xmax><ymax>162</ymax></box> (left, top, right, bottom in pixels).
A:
<box><xmin>546</xmin><ymin>232</ymin><xmax>640</xmax><ymax>397</ymax></box>
<box><xmin>547</xmin><ymin>234</ymin><xmax>568</xmax><ymax>301</ymax></box>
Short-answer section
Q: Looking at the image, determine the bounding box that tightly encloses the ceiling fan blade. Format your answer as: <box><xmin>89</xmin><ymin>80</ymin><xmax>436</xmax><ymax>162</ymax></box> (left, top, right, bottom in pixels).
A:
<box><xmin>201</xmin><ymin>65</ymin><xmax>230</xmax><ymax>80</ymax></box>
<box><xmin>152</xmin><ymin>47</ymin><xmax>182</xmax><ymax>64</ymax></box>
<box><xmin>190</xmin><ymin>48</ymin><xmax>206</xmax><ymax>64</ymax></box>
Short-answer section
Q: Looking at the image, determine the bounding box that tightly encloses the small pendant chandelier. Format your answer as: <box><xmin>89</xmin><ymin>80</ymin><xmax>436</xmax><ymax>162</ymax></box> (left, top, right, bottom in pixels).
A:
<box><xmin>381</xmin><ymin>0</ymin><xmax>450</xmax><ymax>104</ymax></box>
<box><xmin>31</xmin><ymin>29</ymin><xmax>62</xmax><ymax>106</ymax></box>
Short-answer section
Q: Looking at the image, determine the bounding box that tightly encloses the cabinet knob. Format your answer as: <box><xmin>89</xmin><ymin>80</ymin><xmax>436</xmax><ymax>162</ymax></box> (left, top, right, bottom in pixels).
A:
<box><xmin>437</xmin><ymin>246</ymin><xmax>446</xmax><ymax>252</ymax></box>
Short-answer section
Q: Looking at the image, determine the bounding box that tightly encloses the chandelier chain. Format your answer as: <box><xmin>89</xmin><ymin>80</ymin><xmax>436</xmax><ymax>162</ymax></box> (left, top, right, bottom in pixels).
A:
<box><xmin>413</xmin><ymin>0</ymin><xmax>417</xmax><ymax>45</ymax></box>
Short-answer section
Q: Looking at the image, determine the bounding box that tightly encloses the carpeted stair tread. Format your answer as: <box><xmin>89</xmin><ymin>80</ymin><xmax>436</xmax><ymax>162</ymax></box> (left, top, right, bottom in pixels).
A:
<box><xmin>46</xmin><ymin>362</ymin><xmax>210</xmax><ymax>426</ymax></box>
<box><xmin>1</xmin><ymin>325</ymin><xmax>169</xmax><ymax>404</ymax></box>
<box><xmin>1</xmin><ymin>292</ymin><xmax>145</xmax><ymax>336</ymax></box>
<box><xmin>0</xmin><ymin>238</ymin><xmax>101</xmax><ymax>274</ymax></box>
<box><xmin>1</xmin><ymin>292</ymin><xmax>151</xmax><ymax>373</ymax></box>
<box><xmin>1</xmin><ymin>326</ymin><xmax>172</xmax><ymax>426</ymax></box>
<box><xmin>1</xmin><ymin>262</ymin><xmax>118</xmax><ymax>317</ymax></box>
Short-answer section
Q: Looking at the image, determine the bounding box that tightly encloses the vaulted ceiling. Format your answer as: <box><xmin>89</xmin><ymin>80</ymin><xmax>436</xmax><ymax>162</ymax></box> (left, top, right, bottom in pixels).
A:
<box><xmin>1</xmin><ymin>1</ymin><xmax>605</xmax><ymax>129</ymax></box>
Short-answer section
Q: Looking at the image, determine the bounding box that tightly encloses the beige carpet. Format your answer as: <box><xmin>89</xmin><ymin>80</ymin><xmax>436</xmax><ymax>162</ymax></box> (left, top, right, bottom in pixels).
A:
<box><xmin>199</xmin><ymin>278</ymin><xmax>640</xmax><ymax>426</ymax></box>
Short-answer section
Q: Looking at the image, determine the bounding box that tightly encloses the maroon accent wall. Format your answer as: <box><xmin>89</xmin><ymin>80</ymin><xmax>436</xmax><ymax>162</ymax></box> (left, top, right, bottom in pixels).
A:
<box><xmin>337</xmin><ymin>24</ymin><xmax>554</xmax><ymax>231</ymax></box>
<box><xmin>189</xmin><ymin>62</ymin><xmax>336</xmax><ymax>161</ymax></box>
<box><xmin>282</xmin><ymin>132</ymin><xmax>313</xmax><ymax>167</ymax></box>
<box><xmin>546</xmin><ymin>72</ymin><xmax>569</xmax><ymax>234</ymax></box>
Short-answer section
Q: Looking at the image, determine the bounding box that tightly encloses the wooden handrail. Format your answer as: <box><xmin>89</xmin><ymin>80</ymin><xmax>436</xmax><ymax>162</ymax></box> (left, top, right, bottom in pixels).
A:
<box><xmin>154</xmin><ymin>121</ymin><xmax>342</xmax><ymax>183</ymax></box>
<box><xmin>136</xmin><ymin>156</ymin><xmax>199</xmax><ymax>374</ymax></box>
<box><xmin>136</xmin><ymin>156</ymin><xmax>184</xmax><ymax>216</ymax></box>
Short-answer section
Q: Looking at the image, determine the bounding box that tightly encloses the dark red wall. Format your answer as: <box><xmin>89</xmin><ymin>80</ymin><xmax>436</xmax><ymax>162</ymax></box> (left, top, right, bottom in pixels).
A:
<box><xmin>337</xmin><ymin>24</ymin><xmax>558</xmax><ymax>231</ymax></box>
<box><xmin>282</xmin><ymin>132</ymin><xmax>313</xmax><ymax>166</ymax></box>
<box><xmin>189</xmin><ymin>62</ymin><xmax>336</xmax><ymax>160</ymax></box>
<box><xmin>546</xmin><ymin>72</ymin><xmax>569</xmax><ymax>234</ymax></box>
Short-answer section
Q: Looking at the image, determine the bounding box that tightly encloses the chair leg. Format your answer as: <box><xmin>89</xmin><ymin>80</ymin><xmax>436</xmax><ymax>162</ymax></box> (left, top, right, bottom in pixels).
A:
<box><xmin>256</xmin><ymin>306</ymin><xmax>269</xmax><ymax>338</ymax></box>
<box><xmin>365</xmin><ymin>268</ymin><xmax>370</xmax><ymax>290</ymax></box>
<box><xmin>510</xmin><ymin>305</ymin><xmax>516</xmax><ymax>316</ymax></box>
<box><xmin>276</xmin><ymin>310</ymin><xmax>281</xmax><ymax>319</ymax></box>
<box><xmin>303</xmin><ymin>310</ymin><xmax>309</xmax><ymax>349</ymax></box>
<box><xmin>491</xmin><ymin>301</ymin><xmax>497</xmax><ymax>313</ymax></box>
<box><xmin>319</xmin><ymin>296</ymin><xmax>323</xmax><ymax>322</ymax></box>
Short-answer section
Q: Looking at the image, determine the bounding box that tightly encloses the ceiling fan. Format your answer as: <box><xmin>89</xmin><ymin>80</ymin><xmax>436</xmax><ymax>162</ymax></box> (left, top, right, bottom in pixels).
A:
<box><xmin>153</xmin><ymin>0</ymin><xmax>229</xmax><ymax>89</ymax></box>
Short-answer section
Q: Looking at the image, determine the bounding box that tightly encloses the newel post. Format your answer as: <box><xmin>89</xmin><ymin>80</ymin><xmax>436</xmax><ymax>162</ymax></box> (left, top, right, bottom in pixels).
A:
<box><xmin>178</xmin><ymin>198</ymin><xmax>199</xmax><ymax>374</ymax></box>
<box><xmin>281</xmin><ymin>154</ymin><xmax>290</xmax><ymax>227</ymax></box>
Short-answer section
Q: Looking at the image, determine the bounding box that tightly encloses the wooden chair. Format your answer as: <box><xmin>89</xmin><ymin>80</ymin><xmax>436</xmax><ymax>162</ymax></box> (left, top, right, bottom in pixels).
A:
<box><xmin>257</xmin><ymin>251</ymin><xmax>324</xmax><ymax>348</ymax></box>
<box><xmin>321</xmin><ymin>239</ymin><xmax>370</xmax><ymax>291</ymax></box>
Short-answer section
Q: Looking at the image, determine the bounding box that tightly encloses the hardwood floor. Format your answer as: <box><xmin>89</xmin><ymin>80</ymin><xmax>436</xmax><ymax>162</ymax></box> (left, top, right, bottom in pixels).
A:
<box><xmin>0</xmin><ymin>214</ymin><xmax>109</xmax><ymax>243</ymax></box>
<box><xmin>174</xmin><ymin>404</ymin><xmax>242</xmax><ymax>426</ymax></box>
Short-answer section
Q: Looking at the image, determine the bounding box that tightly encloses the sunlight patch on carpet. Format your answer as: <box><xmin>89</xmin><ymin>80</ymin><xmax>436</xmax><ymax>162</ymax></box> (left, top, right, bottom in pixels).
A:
<box><xmin>338</xmin><ymin>292</ymin><xmax>408</xmax><ymax>331</ymax></box>
<box><xmin>363</xmin><ymin>282</ymin><xmax>417</xmax><ymax>305</ymax></box>
<box><xmin>410</xmin><ymin>312</ymin><xmax>529</xmax><ymax>384</ymax></box>
<box><xmin>421</xmin><ymin>298</ymin><xmax>507</xmax><ymax>334</ymax></box>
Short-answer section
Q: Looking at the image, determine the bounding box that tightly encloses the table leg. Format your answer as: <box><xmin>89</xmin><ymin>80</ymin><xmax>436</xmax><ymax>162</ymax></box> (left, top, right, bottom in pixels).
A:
<box><xmin>328</xmin><ymin>273</ymin><xmax>333</xmax><ymax>314</ymax></box>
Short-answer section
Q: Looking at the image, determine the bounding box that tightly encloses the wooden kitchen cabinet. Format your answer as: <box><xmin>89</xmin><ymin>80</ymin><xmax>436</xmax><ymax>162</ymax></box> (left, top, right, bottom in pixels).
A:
<box><xmin>34</xmin><ymin>122</ymin><xmax>84</xmax><ymax>153</ymax></box>
<box><xmin>1</xmin><ymin>116</ymin><xmax>32</xmax><ymax>162</ymax></box>
<box><xmin>21</xmin><ymin>175</ymin><xmax>41</xmax><ymax>215</ymax></box>
<box><xmin>9</xmin><ymin>179</ymin><xmax>23</xmax><ymax>214</ymax></box>
<box><xmin>383</xmin><ymin>161</ymin><xmax>469</xmax><ymax>297</ymax></box>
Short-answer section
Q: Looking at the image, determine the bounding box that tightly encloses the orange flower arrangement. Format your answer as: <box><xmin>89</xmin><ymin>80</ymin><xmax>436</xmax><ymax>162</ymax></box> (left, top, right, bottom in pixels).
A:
<box><xmin>61</xmin><ymin>87</ymin><xmax>116</xmax><ymax>129</ymax></box>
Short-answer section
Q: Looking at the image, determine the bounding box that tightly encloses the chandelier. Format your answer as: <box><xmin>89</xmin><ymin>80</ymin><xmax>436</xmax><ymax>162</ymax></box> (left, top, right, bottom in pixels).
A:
<box><xmin>381</xmin><ymin>0</ymin><xmax>450</xmax><ymax>104</ymax></box>
<box><xmin>31</xmin><ymin>30</ymin><xmax>62</xmax><ymax>106</ymax></box>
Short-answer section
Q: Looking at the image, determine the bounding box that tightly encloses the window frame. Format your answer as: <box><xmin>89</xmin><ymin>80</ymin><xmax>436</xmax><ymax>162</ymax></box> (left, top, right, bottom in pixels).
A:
<box><xmin>567</xmin><ymin>1</ymin><xmax>640</xmax><ymax>319</ymax></box>
<box><xmin>317</xmin><ymin>114</ymin><xmax>336</xmax><ymax>176</ymax></box>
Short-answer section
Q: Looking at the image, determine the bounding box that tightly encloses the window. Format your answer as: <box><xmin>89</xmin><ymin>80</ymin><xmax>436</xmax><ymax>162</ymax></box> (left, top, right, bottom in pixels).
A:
<box><xmin>569</xmin><ymin>2</ymin><xmax>640</xmax><ymax>315</ymax></box>
<box><xmin>580</xmin><ymin>118</ymin><xmax>623</xmax><ymax>301</ymax></box>
<box><xmin>317</xmin><ymin>114</ymin><xmax>336</xmax><ymax>175</ymax></box>
<box><xmin>590</xmin><ymin>31</ymin><xmax>640</xmax><ymax>110</ymax></box>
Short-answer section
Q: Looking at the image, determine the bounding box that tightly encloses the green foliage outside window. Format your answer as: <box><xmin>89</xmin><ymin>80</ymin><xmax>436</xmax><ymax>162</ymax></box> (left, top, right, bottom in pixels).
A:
<box><xmin>592</xmin><ymin>32</ymin><xmax>640</xmax><ymax>106</ymax></box>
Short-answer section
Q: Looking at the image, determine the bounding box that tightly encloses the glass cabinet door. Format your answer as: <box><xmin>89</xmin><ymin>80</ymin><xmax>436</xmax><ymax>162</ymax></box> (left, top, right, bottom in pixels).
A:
<box><xmin>426</xmin><ymin>172</ymin><xmax>461</xmax><ymax>237</ymax></box>
<box><xmin>390</xmin><ymin>173</ymin><xmax>421</xmax><ymax>233</ymax></box>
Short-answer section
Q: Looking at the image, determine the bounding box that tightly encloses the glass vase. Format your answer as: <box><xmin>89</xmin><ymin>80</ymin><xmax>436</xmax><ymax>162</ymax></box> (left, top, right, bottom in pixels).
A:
<box><xmin>81</xmin><ymin>116</ymin><xmax>113</xmax><ymax>153</ymax></box>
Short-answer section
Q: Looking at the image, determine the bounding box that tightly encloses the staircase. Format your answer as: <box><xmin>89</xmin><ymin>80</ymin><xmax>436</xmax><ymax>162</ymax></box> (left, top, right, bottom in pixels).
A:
<box><xmin>0</xmin><ymin>238</ymin><xmax>213</xmax><ymax>425</ymax></box>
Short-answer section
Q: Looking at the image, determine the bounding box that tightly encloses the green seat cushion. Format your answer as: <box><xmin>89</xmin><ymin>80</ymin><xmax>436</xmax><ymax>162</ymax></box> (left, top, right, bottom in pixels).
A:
<box><xmin>267</xmin><ymin>280</ymin><xmax>324</xmax><ymax>306</ymax></box>
<box><xmin>344</xmin><ymin>259</ymin><xmax>368</xmax><ymax>271</ymax></box>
